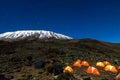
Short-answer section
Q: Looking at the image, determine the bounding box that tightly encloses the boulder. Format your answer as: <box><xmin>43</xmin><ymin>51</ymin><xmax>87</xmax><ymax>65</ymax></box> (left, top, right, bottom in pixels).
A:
<box><xmin>54</xmin><ymin>65</ymin><xmax>63</xmax><ymax>75</ymax></box>
<box><xmin>34</xmin><ymin>61</ymin><xmax>45</xmax><ymax>69</ymax></box>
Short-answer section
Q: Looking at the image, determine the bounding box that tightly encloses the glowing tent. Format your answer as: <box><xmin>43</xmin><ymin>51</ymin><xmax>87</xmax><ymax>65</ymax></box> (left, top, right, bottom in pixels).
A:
<box><xmin>103</xmin><ymin>61</ymin><xmax>111</xmax><ymax>66</ymax></box>
<box><xmin>63</xmin><ymin>66</ymin><xmax>74</xmax><ymax>73</ymax></box>
<box><xmin>104</xmin><ymin>65</ymin><xmax>118</xmax><ymax>73</ymax></box>
<box><xmin>73</xmin><ymin>59</ymin><xmax>81</xmax><ymax>67</ymax></box>
<box><xmin>81</xmin><ymin>61</ymin><xmax>89</xmax><ymax>67</ymax></box>
<box><xmin>86</xmin><ymin>66</ymin><xmax>100</xmax><ymax>75</ymax></box>
<box><xmin>96</xmin><ymin>62</ymin><xmax>105</xmax><ymax>67</ymax></box>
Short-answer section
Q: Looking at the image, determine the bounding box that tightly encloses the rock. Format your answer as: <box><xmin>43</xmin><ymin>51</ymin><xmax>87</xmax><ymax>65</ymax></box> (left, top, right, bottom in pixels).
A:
<box><xmin>54</xmin><ymin>65</ymin><xmax>63</xmax><ymax>75</ymax></box>
<box><xmin>54</xmin><ymin>75</ymin><xmax>58</xmax><ymax>79</ymax></box>
<box><xmin>34</xmin><ymin>61</ymin><xmax>45</xmax><ymax>69</ymax></box>
<box><xmin>4</xmin><ymin>74</ymin><xmax>14</xmax><ymax>80</ymax></box>
<box><xmin>0</xmin><ymin>74</ymin><xmax>6</xmax><ymax>80</ymax></box>
<box><xmin>0</xmin><ymin>74</ymin><xmax>14</xmax><ymax>80</ymax></box>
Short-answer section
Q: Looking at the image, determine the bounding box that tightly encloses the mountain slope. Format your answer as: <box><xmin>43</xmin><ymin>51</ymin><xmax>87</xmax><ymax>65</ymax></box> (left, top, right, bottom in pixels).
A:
<box><xmin>0</xmin><ymin>39</ymin><xmax>120</xmax><ymax>80</ymax></box>
<box><xmin>0</xmin><ymin>30</ymin><xmax>72</xmax><ymax>40</ymax></box>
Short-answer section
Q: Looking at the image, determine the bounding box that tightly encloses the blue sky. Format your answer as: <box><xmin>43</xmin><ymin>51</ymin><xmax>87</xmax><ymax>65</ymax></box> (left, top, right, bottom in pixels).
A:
<box><xmin>0</xmin><ymin>0</ymin><xmax>120</xmax><ymax>42</ymax></box>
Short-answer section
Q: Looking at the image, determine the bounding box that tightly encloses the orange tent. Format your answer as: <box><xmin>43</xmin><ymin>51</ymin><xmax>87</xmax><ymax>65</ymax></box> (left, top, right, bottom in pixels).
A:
<box><xmin>103</xmin><ymin>61</ymin><xmax>111</xmax><ymax>66</ymax></box>
<box><xmin>86</xmin><ymin>66</ymin><xmax>100</xmax><ymax>76</ymax></box>
<box><xmin>104</xmin><ymin>65</ymin><xmax>118</xmax><ymax>73</ymax></box>
<box><xmin>81</xmin><ymin>61</ymin><xmax>89</xmax><ymax>67</ymax></box>
<box><xmin>63</xmin><ymin>66</ymin><xmax>74</xmax><ymax>73</ymax></box>
<box><xmin>73</xmin><ymin>59</ymin><xmax>81</xmax><ymax>67</ymax></box>
<box><xmin>96</xmin><ymin>62</ymin><xmax>105</xmax><ymax>67</ymax></box>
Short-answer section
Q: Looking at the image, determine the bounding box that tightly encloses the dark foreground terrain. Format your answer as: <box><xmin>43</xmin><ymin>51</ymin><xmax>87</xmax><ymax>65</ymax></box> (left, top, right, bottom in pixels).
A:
<box><xmin>0</xmin><ymin>39</ymin><xmax>120</xmax><ymax>80</ymax></box>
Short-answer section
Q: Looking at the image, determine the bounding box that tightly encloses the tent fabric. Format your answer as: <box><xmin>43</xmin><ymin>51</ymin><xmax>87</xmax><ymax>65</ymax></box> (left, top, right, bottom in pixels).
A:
<box><xmin>86</xmin><ymin>66</ymin><xmax>100</xmax><ymax>75</ymax></box>
<box><xmin>104</xmin><ymin>65</ymin><xmax>118</xmax><ymax>73</ymax></box>
<box><xmin>73</xmin><ymin>59</ymin><xmax>81</xmax><ymax>67</ymax></box>
<box><xmin>63</xmin><ymin>66</ymin><xmax>74</xmax><ymax>73</ymax></box>
<box><xmin>81</xmin><ymin>61</ymin><xmax>89</xmax><ymax>67</ymax></box>
<box><xmin>96</xmin><ymin>62</ymin><xmax>105</xmax><ymax>67</ymax></box>
<box><xmin>103</xmin><ymin>61</ymin><xmax>111</xmax><ymax>66</ymax></box>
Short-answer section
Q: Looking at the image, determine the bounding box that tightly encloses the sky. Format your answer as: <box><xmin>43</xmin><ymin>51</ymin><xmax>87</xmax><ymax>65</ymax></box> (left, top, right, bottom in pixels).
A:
<box><xmin>0</xmin><ymin>0</ymin><xmax>120</xmax><ymax>42</ymax></box>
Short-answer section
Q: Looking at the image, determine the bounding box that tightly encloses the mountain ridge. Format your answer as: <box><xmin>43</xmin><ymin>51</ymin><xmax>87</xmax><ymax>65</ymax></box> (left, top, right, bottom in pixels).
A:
<box><xmin>0</xmin><ymin>30</ymin><xmax>72</xmax><ymax>41</ymax></box>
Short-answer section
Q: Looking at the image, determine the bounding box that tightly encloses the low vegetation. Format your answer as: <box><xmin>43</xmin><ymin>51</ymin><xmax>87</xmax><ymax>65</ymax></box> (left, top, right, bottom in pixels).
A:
<box><xmin>0</xmin><ymin>39</ymin><xmax>120</xmax><ymax>80</ymax></box>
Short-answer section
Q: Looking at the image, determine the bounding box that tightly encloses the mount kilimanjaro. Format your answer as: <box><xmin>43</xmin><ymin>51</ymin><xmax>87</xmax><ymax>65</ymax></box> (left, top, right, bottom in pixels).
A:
<box><xmin>0</xmin><ymin>30</ymin><xmax>120</xmax><ymax>80</ymax></box>
<box><xmin>0</xmin><ymin>30</ymin><xmax>72</xmax><ymax>41</ymax></box>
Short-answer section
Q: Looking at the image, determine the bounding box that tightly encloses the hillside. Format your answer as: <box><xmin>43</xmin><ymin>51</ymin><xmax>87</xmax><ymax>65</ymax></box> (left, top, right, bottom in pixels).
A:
<box><xmin>0</xmin><ymin>39</ymin><xmax>120</xmax><ymax>80</ymax></box>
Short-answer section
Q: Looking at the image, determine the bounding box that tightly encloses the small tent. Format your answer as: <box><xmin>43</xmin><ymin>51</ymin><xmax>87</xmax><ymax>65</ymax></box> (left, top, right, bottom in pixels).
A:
<box><xmin>73</xmin><ymin>59</ymin><xmax>81</xmax><ymax>67</ymax></box>
<box><xmin>96</xmin><ymin>62</ymin><xmax>105</xmax><ymax>67</ymax></box>
<box><xmin>81</xmin><ymin>61</ymin><xmax>89</xmax><ymax>67</ymax></box>
<box><xmin>86</xmin><ymin>66</ymin><xmax>100</xmax><ymax>75</ymax></box>
<box><xmin>63</xmin><ymin>66</ymin><xmax>74</xmax><ymax>74</ymax></box>
<box><xmin>103</xmin><ymin>61</ymin><xmax>111</xmax><ymax>66</ymax></box>
<box><xmin>104</xmin><ymin>65</ymin><xmax>118</xmax><ymax>73</ymax></box>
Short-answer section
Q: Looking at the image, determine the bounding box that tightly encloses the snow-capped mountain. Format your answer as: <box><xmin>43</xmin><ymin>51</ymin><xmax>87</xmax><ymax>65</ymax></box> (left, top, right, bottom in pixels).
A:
<box><xmin>0</xmin><ymin>30</ymin><xmax>72</xmax><ymax>41</ymax></box>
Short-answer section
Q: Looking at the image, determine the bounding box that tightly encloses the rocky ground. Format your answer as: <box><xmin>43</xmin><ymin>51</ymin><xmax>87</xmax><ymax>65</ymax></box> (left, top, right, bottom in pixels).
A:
<box><xmin>0</xmin><ymin>39</ymin><xmax>120</xmax><ymax>80</ymax></box>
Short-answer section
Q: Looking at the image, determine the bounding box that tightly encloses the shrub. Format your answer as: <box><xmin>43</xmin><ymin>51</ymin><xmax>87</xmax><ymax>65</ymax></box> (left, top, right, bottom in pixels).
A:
<box><xmin>113</xmin><ymin>59</ymin><xmax>119</xmax><ymax>65</ymax></box>
<box><xmin>45</xmin><ymin>63</ymin><xmax>54</xmax><ymax>75</ymax></box>
<box><xmin>101</xmin><ymin>77</ymin><xmax>109</xmax><ymax>80</ymax></box>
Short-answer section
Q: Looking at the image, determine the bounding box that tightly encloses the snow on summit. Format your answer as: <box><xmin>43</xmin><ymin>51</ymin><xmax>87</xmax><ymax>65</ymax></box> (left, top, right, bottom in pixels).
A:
<box><xmin>0</xmin><ymin>30</ymin><xmax>72</xmax><ymax>40</ymax></box>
